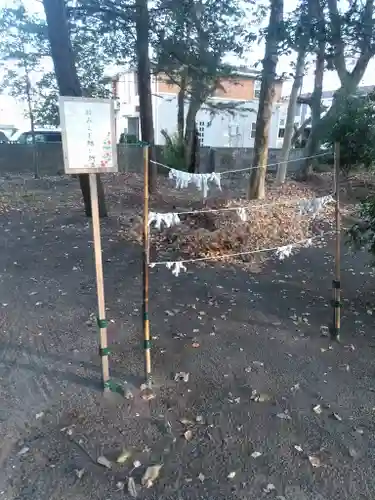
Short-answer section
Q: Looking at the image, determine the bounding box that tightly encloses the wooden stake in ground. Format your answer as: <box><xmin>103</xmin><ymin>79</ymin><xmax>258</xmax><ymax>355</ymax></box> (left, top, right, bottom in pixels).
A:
<box><xmin>332</xmin><ymin>142</ymin><xmax>341</xmax><ymax>341</ymax></box>
<box><xmin>58</xmin><ymin>96</ymin><xmax>118</xmax><ymax>392</ymax></box>
<box><xmin>89</xmin><ymin>173</ymin><xmax>111</xmax><ymax>388</ymax></box>
<box><xmin>142</xmin><ymin>145</ymin><xmax>153</xmax><ymax>398</ymax></box>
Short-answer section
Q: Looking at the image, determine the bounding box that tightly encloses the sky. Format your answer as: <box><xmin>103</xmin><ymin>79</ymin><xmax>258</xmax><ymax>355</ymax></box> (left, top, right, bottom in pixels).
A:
<box><xmin>1</xmin><ymin>0</ymin><xmax>375</xmax><ymax>130</ymax></box>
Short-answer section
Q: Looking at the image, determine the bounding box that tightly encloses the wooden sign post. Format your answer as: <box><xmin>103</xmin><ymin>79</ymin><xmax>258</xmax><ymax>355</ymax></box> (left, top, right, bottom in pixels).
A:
<box><xmin>59</xmin><ymin>96</ymin><xmax>118</xmax><ymax>392</ymax></box>
<box><xmin>332</xmin><ymin>142</ymin><xmax>341</xmax><ymax>342</ymax></box>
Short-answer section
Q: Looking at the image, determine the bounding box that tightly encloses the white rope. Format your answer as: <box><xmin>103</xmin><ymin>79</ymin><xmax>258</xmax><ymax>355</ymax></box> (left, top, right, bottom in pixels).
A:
<box><xmin>149</xmin><ymin>231</ymin><xmax>334</xmax><ymax>268</ymax></box>
<box><xmin>149</xmin><ymin>194</ymin><xmax>334</xmax><ymax>218</ymax></box>
<box><xmin>150</xmin><ymin>152</ymin><xmax>330</xmax><ymax>177</ymax></box>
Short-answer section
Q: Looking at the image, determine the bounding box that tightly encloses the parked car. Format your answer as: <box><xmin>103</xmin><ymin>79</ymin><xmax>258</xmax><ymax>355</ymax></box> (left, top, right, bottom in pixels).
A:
<box><xmin>11</xmin><ymin>128</ymin><xmax>62</xmax><ymax>144</ymax></box>
<box><xmin>0</xmin><ymin>131</ymin><xmax>9</xmax><ymax>143</ymax></box>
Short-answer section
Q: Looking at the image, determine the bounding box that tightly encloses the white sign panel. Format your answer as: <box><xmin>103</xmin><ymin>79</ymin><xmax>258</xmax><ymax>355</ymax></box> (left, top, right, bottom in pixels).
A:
<box><xmin>59</xmin><ymin>96</ymin><xmax>118</xmax><ymax>174</ymax></box>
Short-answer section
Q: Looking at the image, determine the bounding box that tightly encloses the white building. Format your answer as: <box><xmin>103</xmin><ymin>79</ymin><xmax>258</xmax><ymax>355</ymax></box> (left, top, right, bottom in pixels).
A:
<box><xmin>276</xmin><ymin>85</ymin><xmax>375</xmax><ymax>144</ymax></box>
<box><xmin>112</xmin><ymin>69</ymin><xmax>285</xmax><ymax>148</ymax></box>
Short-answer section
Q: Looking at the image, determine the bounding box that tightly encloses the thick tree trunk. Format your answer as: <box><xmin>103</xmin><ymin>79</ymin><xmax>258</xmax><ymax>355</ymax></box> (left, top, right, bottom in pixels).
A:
<box><xmin>135</xmin><ymin>0</ymin><xmax>155</xmax><ymax>192</ymax></box>
<box><xmin>177</xmin><ymin>84</ymin><xmax>185</xmax><ymax>144</ymax></box>
<box><xmin>24</xmin><ymin>67</ymin><xmax>38</xmax><ymax>179</ymax></box>
<box><xmin>276</xmin><ymin>47</ymin><xmax>306</xmax><ymax>184</ymax></box>
<box><xmin>42</xmin><ymin>0</ymin><xmax>107</xmax><ymax>217</ymax></box>
<box><xmin>184</xmin><ymin>97</ymin><xmax>201</xmax><ymax>173</ymax></box>
<box><xmin>301</xmin><ymin>40</ymin><xmax>325</xmax><ymax>178</ymax></box>
<box><xmin>249</xmin><ymin>0</ymin><xmax>283</xmax><ymax>199</ymax></box>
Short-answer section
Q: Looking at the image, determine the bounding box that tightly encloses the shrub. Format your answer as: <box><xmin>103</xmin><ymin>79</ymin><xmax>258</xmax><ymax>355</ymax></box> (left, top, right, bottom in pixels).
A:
<box><xmin>161</xmin><ymin>130</ymin><xmax>186</xmax><ymax>171</ymax></box>
<box><xmin>347</xmin><ymin>196</ymin><xmax>375</xmax><ymax>260</ymax></box>
<box><xmin>323</xmin><ymin>91</ymin><xmax>375</xmax><ymax>176</ymax></box>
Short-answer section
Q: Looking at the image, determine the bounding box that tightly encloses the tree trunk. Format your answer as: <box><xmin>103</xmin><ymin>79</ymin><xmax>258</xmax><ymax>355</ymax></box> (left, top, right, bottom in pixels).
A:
<box><xmin>135</xmin><ymin>0</ymin><xmax>155</xmax><ymax>192</ymax></box>
<box><xmin>302</xmin><ymin>0</ymin><xmax>374</xmax><ymax>174</ymax></box>
<box><xmin>184</xmin><ymin>97</ymin><xmax>201</xmax><ymax>173</ymax></box>
<box><xmin>249</xmin><ymin>0</ymin><xmax>283</xmax><ymax>199</ymax></box>
<box><xmin>301</xmin><ymin>39</ymin><xmax>325</xmax><ymax>178</ymax></box>
<box><xmin>24</xmin><ymin>66</ymin><xmax>38</xmax><ymax>179</ymax></box>
<box><xmin>276</xmin><ymin>47</ymin><xmax>306</xmax><ymax>184</ymax></box>
<box><xmin>42</xmin><ymin>0</ymin><xmax>107</xmax><ymax>217</ymax></box>
<box><xmin>177</xmin><ymin>76</ymin><xmax>185</xmax><ymax>144</ymax></box>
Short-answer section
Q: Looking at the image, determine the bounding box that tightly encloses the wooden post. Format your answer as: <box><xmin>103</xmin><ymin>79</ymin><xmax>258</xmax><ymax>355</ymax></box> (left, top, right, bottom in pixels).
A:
<box><xmin>332</xmin><ymin>142</ymin><xmax>341</xmax><ymax>341</ymax></box>
<box><xmin>142</xmin><ymin>146</ymin><xmax>152</xmax><ymax>390</ymax></box>
<box><xmin>89</xmin><ymin>173</ymin><xmax>110</xmax><ymax>389</ymax></box>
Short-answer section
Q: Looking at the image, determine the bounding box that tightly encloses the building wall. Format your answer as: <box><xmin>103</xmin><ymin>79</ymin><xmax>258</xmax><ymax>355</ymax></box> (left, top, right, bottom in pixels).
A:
<box><xmin>154</xmin><ymin>94</ymin><xmax>283</xmax><ymax>148</ymax></box>
<box><xmin>157</xmin><ymin>73</ymin><xmax>283</xmax><ymax>102</ymax></box>
<box><xmin>116</xmin><ymin>70</ymin><xmax>284</xmax><ymax>147</ymax></box>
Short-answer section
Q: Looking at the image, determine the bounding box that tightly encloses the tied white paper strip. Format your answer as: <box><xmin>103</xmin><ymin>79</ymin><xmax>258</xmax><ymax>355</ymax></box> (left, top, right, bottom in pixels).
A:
<box><xmin>275</xmin><ymin>244</ymin><xmax>294</xmax><ymax>260</ymax></box>
<box><xmin>236</xmin><ymin>207</ymin><xmax>248</xmax><ymax>222</ymax></box>
<box><xmin>149</xmin><ymin>261</ymin><xmax>187</xmax><ymax>277</ymax></box>
<box><xmin>168</xmin><ymin>169</ymin><xmax>222</xmax><ymax>198</ymax></box>
<box><xmin>298</xmin><ymin>195</ymin><xmax>334</xmax><ymax>217</ymax></box>
<box><xmin>275</xmin><ymin>237</ymin><xmax>314</xmax><ymax>260</ymax></box>
<box><xmin>149</xmin><ymin>211</ymin><xmax>180</xmax><ymax>230</ymax></box>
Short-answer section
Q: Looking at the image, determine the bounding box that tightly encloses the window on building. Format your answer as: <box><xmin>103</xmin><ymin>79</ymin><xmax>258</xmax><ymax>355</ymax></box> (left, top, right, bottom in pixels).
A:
<box><xmin>278</xmin><ymin>128</ymin><xmax>285</xmax><ymax>139</ymax></box>
<box><xmin>134</xmin><ymin>72</ymin><xmax>138</xmax><ymax>96</ymax></box>
<box><xmin>250</xmin><ymin>122</ymin><xmax>256</xmax><ymax>139</ymax></box>
<box><xmin>198</xmin><ymin>121</ymin><xmax>205</xmax><ymax>146</ymax></box>
<box><xmin>254</xmin><ymin>80</ymin><xmax>261</xmax><ymax>99</ymax></box>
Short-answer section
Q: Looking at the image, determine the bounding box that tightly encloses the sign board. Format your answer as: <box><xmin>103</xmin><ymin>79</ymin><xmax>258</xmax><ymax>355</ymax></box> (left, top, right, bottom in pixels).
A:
<box><xmin>59</xmin><ymin>96</ymin><xmax>118</xmax><ymax>174</ymax></box>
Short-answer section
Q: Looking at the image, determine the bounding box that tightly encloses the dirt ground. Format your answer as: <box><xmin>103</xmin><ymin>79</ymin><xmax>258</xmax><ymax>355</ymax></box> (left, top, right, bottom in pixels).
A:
<box><xmin>0</xmin><ymin>172</ymin><xmax>375</xmax><ymax>500</ymax></box>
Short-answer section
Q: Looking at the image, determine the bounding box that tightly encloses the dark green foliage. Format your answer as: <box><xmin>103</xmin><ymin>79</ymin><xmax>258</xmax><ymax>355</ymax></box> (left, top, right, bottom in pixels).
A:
<box><xmin>324</xmin><ymin>92</ymin><xmax>375</xmax><ymax>176</ymax></box>
<box><xmin>348</xmin><ymin>197</ymin><xmax>375</xmax><ymax>260</ymax></box>
<box><xmin>161</xmin><ymin>130</ymin><xmax>186</xmax><ymax>171</ymax></box>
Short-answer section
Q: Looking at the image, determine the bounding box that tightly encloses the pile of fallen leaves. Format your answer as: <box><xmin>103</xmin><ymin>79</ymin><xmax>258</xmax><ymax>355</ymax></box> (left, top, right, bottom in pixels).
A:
<box><xmin>123</xmin><ymin>179</ymin><xmax>335</xmax><ymax>265</ymax></box>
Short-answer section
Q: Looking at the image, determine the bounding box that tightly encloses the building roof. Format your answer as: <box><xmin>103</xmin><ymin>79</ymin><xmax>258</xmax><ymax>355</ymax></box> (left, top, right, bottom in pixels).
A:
<box><xmin>300</xmin><ymin>85</ymin><xmax>375</xmax><ymax>100</ymax></box>
<box><xmin>232</xmin><ymin>66</ymin><xmax>261</xmax><ymax>78</ymax></box>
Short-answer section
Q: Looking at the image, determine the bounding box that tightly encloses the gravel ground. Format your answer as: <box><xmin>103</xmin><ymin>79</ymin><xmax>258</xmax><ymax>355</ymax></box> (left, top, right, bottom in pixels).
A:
<box><xmin>0</xmin><ymin>174</ymin><xmax>375</xmax><ymax>500</ymax></box>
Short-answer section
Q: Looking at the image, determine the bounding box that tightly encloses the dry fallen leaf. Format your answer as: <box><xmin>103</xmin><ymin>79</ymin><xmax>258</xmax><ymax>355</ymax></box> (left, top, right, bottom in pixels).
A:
<box><xmin>97</xmin><ymin>455</ymin><xmax>111</xmax><ymax>469</ymax></box>
<box><xmin>174</xmin><ymin>372</ymin><xmax>190</xmax><ymax>382</ymax></box>
<box><xmin>263</xmin><ymin>483</ymin><xmax>276</xmax><ymax>493</ymax></box>
<box><xmin>308</xmin><ymin>455</ymin><xmax>321</xmax><ymax>468</ymax></box>
<box><xmin>184</xmin><ymin>430</ymin><xmax>193</xmax><ymax>441</ymax></box>
<box><xmin>128</xmin><ymin>477</ymin><xmax>137</xmax><ymax>498</ymax></box>
<box><xmin>312</xmin><ymin>404</ymin><xmax>322</xmax><ymax>415</ymax></box>
<box><xmin>227</xmin><ymin>471</ymin><xmax>236</xmax><ymax>479</ymax></box>
<box><xmin>276</xmin><ymin>412</ymin><xmax>291</xmax><ymax>421</ymax></box>
<box><xmin>116</xmin><ymin>481</ymin><xmax>125</xmax><ymax>491</ymax></box>
<box><xmin>331</xmin><ymin>412</ymin><xmax>342</xmax><ymax>422</ymax></box>
<box><xmin>252</xmin><ymin>393</ymin><xmax>271</xmax><ymax>403</ymax></box>
<box><xmin>17</xmin><ymin>446</ymin><xmax>29</xmax><ymax>456</ymax></box>
<box><xmin>141</xmin><ymin>464</ymin><xmax>163</xmax><ymax>488</ymax></box>
<box><xmin>251</xmin><ymin>451</ymin><xmax>262</xmax><ymax>459</ymax></box>
<box><xmin>141</xmin><ymin>387</ymin><xmax>155</xmax><ymax>401</ymax></box>
<box><xmin>294</xmin><ymin>445</ymin><xmax>303</xmax><ymax>453</ymax></box>
<box><xmin>116</xmin><ymin>449</ymin><xmax>132</xmax><ymax>464</ymax></box>
<box><xmin>125</xmin><ymin>389</ymin><xmax>134</xmax><ymax>400</ymax></box>
<box><xmin>198</xmin><ymin>473</ymin><xmax>205</xmax><ymax>483</ymax></box>
<box><xmin>75</xmin><ymin>468</ymin><xmax>85</xmax><ymax>479</ymax></box>
<box><xmin>180</xmin><ymin>418</ymin><xmax>195</xmax><ymax>426</ymax></box>
<box><xmin>348</xmin><ymin>447</ymin><xmax>358</xmax><ymax>458</ymax></box>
